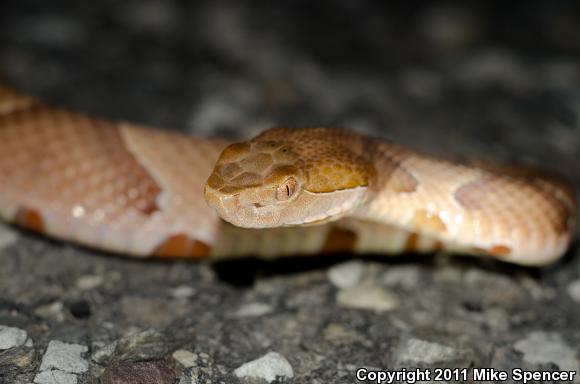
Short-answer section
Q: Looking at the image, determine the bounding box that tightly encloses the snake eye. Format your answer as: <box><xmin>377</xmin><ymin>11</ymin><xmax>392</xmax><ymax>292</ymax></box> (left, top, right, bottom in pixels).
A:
<box><xmin>275</xmin><ymin>177</ymin><xmax>297</xmax><ymax>201</ymax></box>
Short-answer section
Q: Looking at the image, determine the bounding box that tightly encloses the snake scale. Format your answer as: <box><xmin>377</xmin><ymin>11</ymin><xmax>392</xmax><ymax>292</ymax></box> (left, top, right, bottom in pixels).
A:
<box><xmin>0</xmin><ymin>82</ymin><xmax>576</xmax><ymax>266</ymax></box>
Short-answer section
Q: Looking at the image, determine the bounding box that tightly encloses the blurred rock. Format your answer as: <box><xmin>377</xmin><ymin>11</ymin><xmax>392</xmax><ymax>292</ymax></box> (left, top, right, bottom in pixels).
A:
<box><xmin>0</xmin><ymin>325</ymin><xmax>29</xmax><ymax>350</ymax></box>
<box><xmin>234</xmin><ymin>352</ymin><xmax>294</xmax><ymax>383</ymax></box>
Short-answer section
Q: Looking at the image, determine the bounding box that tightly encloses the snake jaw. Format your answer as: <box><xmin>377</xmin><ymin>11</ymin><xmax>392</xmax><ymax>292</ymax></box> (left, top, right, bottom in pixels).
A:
<box><xmin>205</xmin><ymin>178</ymin><xmax>368</xmax><ymax>228</ymax></box>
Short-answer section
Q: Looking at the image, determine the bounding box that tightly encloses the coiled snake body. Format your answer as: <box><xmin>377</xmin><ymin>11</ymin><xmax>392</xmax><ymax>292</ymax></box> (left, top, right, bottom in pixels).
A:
<box><xmin>0</xmin><ymin>83</ymin><xmax>576</xmax><ymax>265</ymax></box>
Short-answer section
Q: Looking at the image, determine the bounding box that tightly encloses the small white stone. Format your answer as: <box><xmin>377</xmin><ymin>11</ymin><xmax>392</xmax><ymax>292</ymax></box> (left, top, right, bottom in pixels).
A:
<box><xmin>171</xmin><ymin>285</ymin><xmax>196</xmax><ymax>299</ymax></box>
<box><xmin>0</xmin><ymin>325</ymin><xmax>28</xmax><ymax>350</ymax></box>
<box><xmin>39</xmin><ymin>340</ymin><xmax>89</xmax><ymax>374</ymax></box>
<box><xmin>76</xmin><ymin>275</ymin><xmax>103</xmax><ymax>290</ymax></box>
<box><xmin>337</xmin><ymin>283</ymin><xmax>399</xmax><ymax>312</ymax></box>
<box><xmin>567</xmin><ymin>279</ymin><xmax>580</xmax><ymax>303</ymax></box>
<box><xmin>234</xmin><ymin>352</ymin><xmax>294</xmax><ymax>383</ymax></box>
<box><xmin>514</xmin><ymin>332</ymin><xmax>578</xmax><ymax>373</ymax></box>
<box><xmin>327</xmin><ymin>261</ymin><xmax>365</xmax><ymax>289</ymax></box>
<box><xmin>234</xmin><ymin>302</ymin><xmax>273</xmax><ymax>318</ymax></box>
<box><xmin>34</xmin><ymin>370</ymin><xmax>78</xmax><ymax>384</ymax></box>
<box><xmin>173</xmin><ymin>349</ymin><xmax>197</xmax><ymax>368</ymax></box>
<box><xmin>397</xmin><ymin>338</ymin><xmax>461</xmax><ymax>364</ymax></box>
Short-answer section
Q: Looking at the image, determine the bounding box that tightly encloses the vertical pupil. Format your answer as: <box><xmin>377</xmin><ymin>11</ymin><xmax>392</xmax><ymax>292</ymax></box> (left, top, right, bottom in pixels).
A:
<box><xmin>286</xmin><ymin>185</ymin><xmax>290</xmax><ymax>196</ymax></box>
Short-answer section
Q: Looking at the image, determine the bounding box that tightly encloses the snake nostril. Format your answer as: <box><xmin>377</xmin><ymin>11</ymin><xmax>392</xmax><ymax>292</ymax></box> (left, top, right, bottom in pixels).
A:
<box><xmin>253</xmin><ymin>202</ymin><xmax>263</xmax><ymax>208</ymax></box>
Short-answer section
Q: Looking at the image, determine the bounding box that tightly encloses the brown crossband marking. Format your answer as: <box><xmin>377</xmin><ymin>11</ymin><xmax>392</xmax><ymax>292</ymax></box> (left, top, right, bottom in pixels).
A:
<box><xmin>454</xmin><ymin>177</ymin><xmax>488</xmax><ymax>210</ymax></box>
<box><xmin>322</xmin><ymin>227</ymin><xmax>357</xmax><ymax>253</ymax></box>
<box><xmin>1</xmin><ymin>106</ymin><xmax>163</xmax><ymax>222</ymax></box>
<box><xmin>154</xmin><ymin>234</ymin><xmax>210</xmax><ymax>259</ymax></box>
<box><xmin>15</xmin><ymin>207</ymin><xmax>45</xmax><ymax>233</ymax></box>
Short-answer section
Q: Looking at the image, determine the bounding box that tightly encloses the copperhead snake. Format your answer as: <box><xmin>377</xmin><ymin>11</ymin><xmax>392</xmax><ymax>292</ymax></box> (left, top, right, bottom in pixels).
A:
<box><xmin>0</xmin><ymin>82</ymin><xmax>576</xmax><ymax>266</ymax></box>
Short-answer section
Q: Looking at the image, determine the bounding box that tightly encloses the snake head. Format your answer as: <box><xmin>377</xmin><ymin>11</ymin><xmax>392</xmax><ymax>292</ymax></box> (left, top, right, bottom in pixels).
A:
<box><xmin>204</xmin><ymin>127</ymin><xmax>372</xmax><ymax>228</ymax></box>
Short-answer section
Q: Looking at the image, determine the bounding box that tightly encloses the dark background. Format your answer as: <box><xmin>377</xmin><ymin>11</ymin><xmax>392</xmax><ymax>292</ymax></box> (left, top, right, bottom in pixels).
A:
<box><xmin>2</xmin><ymin>1</ymin><xmax>580</xmax><ymax>173</ymax></box>
<box><xmin>1</xmin><ymin>1</ymin><xmax>580</xmax><ymax>383</ymax></box>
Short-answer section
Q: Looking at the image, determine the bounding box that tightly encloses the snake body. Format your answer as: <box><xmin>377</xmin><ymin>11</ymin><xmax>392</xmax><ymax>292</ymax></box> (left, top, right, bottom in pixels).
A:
<box><xmin>0</xmin><ymin>83</ymin><xmax>576</xmax><ymax>265</ymax></box>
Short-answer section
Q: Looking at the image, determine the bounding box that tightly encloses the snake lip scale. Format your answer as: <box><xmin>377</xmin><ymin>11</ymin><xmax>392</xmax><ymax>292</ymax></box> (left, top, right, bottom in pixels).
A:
<box><xmin>0</xmin><ymin>82</ymin><xmax>576</xmax><ymax>266</ymax></box>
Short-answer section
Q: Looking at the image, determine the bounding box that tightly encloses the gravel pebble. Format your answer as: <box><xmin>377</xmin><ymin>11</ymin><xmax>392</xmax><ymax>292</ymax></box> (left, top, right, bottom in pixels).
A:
<box><xmin>34</xmin><ymin>370</ymin><xmax>78</xmax><ymax>384</ymax></box>
<box><xmin>171</xmin><ymin>285</ymin><xmax>196</xmax><ymax>299</ymax></box>
<box><xmin>337</xmin><ymin>283</ymin><xmax>399</xmax><ymax>312</ymax></box>
<box><xmin>327</xmin><ymin>261</ymin><xmax>365</xmax><ymax>289</ymax></box>
<box><xmin>173</xmin><ymin>349</ymin><xmax>197</xmax><ymax>368</ymax></box>
<box><xmin>234</xmin><ymin>302</ymin><xmax>274</xmax><ymax>318</ymax></box>
<box><xmin>76</xmin><ymin>274</ymin><xmax>104</xmax><ymax>290</ymax></box>
<box><xmin>234</xmin><ymin>352</ymin><xmax>294</xmax><ymax>383</ymax></box>
<box><xmin>396</xmin><ymin>338</ymin><xmax>463</xmax><ymax>365</ymax></box>
<box><xmin>39</xmin><ymin>340</ymin><xmax>89</xmax><ymax>374</ymax></box>
<box><xmin>0</xmin><ymin>325</ymin><xmax>28</xmax><ymax>350</ymax></box>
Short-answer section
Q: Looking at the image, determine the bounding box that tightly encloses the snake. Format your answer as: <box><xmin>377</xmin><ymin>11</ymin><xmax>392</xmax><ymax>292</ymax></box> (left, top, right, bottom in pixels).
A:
<box><xmin>0</xmin><ymin>81</ymin><xmax>576</xmax><ymax>266</ymax></box>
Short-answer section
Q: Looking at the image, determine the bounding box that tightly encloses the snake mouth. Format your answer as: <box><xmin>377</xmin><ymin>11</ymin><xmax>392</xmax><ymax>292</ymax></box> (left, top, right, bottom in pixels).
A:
<box><xmin>205</xmin><ymin>188</ymin><xmax>279</xmax><ymax>227</ymax></box>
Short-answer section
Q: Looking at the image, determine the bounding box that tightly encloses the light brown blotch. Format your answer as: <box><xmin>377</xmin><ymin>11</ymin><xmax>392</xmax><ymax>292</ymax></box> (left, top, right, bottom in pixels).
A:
<box><xmin>454</xmin><ymin>177</ymin><xmax>490</xmax><ymax>211</ymax></box>
<box><xmin>153</xmin><ymin>234</ymin><xmax>210</xmax><ymax>259</ymax></box>
<box><xmin>455</xmin><ymin>173</ymin><xmax>574</xmax><ymax>235</ymax></box>
<box><xmin>385</xmin><ymin>166</ymin><xmax>418</xmax><ymax>193</ymax></box>
<box><xmin>15</xmin><ymin>207</ymin><xmax>45</xmax><ymax>233</ymax></box>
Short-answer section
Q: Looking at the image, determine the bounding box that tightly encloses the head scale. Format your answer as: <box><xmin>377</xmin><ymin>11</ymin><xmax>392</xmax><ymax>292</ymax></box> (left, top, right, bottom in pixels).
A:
<box><xmin>204</xmin><ymin>127</ymin><xmax>373</xmax><ymax>228</ymax></box>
